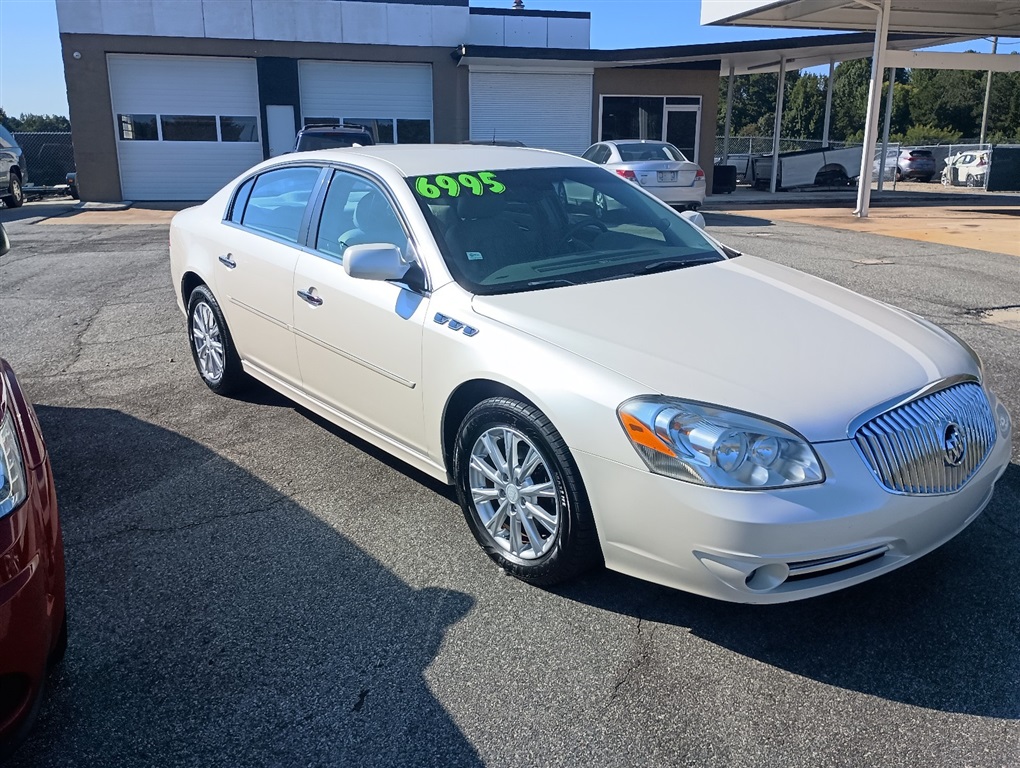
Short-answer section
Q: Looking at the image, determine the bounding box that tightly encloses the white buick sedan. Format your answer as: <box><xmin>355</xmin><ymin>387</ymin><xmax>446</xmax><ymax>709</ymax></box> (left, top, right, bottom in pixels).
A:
<box><xmin>170</xmin><ymin>146</ymin><xmax>1012</xmax><ymax>603</ymax></box>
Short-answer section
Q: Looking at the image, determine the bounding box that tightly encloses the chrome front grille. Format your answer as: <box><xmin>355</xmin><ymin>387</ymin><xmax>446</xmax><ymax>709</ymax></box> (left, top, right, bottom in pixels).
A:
<box><xmin>853</xmin><ymin>382</ymin><xmax>996</xmax><ymax>495</ymax></box>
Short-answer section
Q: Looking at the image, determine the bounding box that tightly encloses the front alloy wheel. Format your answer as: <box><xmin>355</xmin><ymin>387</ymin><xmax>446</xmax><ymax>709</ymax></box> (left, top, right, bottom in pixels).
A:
<box><xmin>468</xmin><ymin>426</ymin><xmax>561</xmax><ymax>561</ymax></box>
<box><xmin>454</xmin><ymin>397</ymin><xmax>602</xmax><ymax>585</ymax></box>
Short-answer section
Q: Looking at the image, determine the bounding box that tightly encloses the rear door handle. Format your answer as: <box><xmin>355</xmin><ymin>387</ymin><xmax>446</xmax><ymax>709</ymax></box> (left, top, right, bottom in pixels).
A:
<box><xmin>218</xmin><ymin>254</ymin><xmax>236</xmax><ymax>269</ymax></box>
<box><xmin>297</xmin><ymin>288</ymin><xmax>323</xmax><ymax>306</ymax></box>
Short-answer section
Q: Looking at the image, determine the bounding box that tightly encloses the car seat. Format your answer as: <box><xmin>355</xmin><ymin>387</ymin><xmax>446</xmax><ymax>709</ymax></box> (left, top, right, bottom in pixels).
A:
<box><xmin>445</xmin><ymin>194</ymin><xmax>542</xmax><ymax>280</ymax></box>
<box><xmin>338</xmin><ymin>190</ymin><xmax>407</xmax><ymax>253</ymax></box>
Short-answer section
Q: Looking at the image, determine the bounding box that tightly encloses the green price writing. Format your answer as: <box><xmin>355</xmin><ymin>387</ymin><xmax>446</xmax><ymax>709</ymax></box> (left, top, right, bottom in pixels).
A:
<box><xmin>415</xmin><ymin>171</ymin><xmax>506</xmax><ymax>199</ymax></box>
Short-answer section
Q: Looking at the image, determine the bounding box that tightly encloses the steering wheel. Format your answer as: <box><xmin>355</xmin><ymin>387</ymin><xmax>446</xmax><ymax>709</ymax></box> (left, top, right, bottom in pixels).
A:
<box><xmin>559</xmin><ymin>217</ymin><xmax>609</xmax><ymax>250</ymax></box>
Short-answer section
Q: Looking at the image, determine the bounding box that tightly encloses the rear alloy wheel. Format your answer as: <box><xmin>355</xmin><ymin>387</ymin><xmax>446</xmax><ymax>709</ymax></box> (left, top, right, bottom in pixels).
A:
<box><xmin>187</xmin><ymin>284</ymin><xmax>247</xmax><ymax>395</ymax></box>
<box><xmin>454</xmin><ymin>397</ymin><xmax>602</xmax><ymax>586</ymax></box>
<box><xmin>3</xmin><ymin>174</ymin><xmax>24</xmax><ymax>208</ymax></box>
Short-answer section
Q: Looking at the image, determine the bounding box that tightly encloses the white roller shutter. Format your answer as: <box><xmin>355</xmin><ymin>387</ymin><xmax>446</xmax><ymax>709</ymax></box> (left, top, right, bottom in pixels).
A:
<box><xmin>470</xmin><ymin>70</ymin><xmax>593</xmax><ymax>155</ymax></box>
<box><xmin>108</xmin><ymin>55</ymin><xmax>263</xmax><ymax>201</ymax></box>
<box><xmin>298</xmin><ymin>61</ymin><xmax>433</xmax><ymax>121</ymax></box>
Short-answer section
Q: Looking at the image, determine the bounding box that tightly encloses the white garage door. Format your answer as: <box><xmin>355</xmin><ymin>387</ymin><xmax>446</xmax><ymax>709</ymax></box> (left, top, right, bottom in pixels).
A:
<box><xmin>108</xmin><ymin>55</ymin><xmax>263</xmax><ymax>200</ymax></box>
<box><xmin>470</xmin><ymin>70</ymin><xmax>593</xmax><ymax>155</ymax></box>
<box><xmin>298</xmin><ymin>61</ymin><xmax>433</xmax><ymax>144</ymax></box>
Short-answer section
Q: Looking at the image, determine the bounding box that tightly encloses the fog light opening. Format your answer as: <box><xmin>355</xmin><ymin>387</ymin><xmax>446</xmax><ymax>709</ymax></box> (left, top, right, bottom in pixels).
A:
<box><xmin>745</xmin><ymin>563</ymin><xmax>789</xmax><ymax>592</ymax></box>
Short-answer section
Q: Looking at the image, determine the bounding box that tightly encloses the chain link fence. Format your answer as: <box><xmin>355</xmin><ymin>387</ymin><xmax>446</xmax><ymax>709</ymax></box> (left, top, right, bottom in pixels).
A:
<box><xmin>871</xmin><ymin>140</ymin><xmax>996</xmax><ymax>189</ymax></box>
<box><xmin>714</xmin><ymin>136</ymin><xmax>854</xmax><ymax>158</ymax></box>
<box><xmin>13</xmin><ymin>131</ymin><xmax>75</xmax><ymax>188</ymax></box>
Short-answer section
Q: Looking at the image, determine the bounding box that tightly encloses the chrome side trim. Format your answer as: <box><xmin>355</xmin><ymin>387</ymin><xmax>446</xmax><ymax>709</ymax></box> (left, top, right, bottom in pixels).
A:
<box><xmin>229</xmin><ymin>297</ymin><xmax>290</xmax><ymax>330</ymax></box>
<box><xmin>292</xmin><ymin>328</ymin><xmax>416</xmax><ymax>389</ymax></box>
<box><xmin>241</xmin><ymin>361</ymin><xmax>446</xmax><ymax>482</ymax></box>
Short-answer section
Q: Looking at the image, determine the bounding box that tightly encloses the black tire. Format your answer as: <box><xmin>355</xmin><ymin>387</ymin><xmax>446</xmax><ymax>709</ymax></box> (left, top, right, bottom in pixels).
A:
<box><xmin>3</xmin><ymin>173</ymin><xmax>24</xmax><ymax>208</ymax></box>
<box><xmin>186</xmin><ymin>284</ymin><xmax>247</xmax><ymax>396</ymax></box>
<box><xmin>453</xmin><ymin>397</ymin><xmax>602</xmax><ymax>586</ymax></box>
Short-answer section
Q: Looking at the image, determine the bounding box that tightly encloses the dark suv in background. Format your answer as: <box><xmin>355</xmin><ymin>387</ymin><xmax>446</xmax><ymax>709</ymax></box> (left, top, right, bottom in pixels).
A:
<box><xmin>0</xmin><ymin>125</ymin><xmax>27</xmax><ymax>208</ymax></box>
<box><xmin>293</xmin><ymin>123</ymin><xmax>375</xmax><ymax>152</ymax></box>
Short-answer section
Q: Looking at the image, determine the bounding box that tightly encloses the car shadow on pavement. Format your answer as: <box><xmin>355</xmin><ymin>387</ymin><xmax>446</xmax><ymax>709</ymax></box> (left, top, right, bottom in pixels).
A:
<box><xmin>9</xmin><ymin>405</ymin><xmax>480</xmax><ymax>767</ymax></box>
<box><xmin>554</xmin><ymin>462</ymin><xmax>1020</xmax><ymax>720</ymax></box>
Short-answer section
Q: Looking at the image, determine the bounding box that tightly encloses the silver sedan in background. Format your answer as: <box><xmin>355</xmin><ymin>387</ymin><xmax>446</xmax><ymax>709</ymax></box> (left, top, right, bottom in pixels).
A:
<box><xmin>582</xmin><ymin>139</ymin><xmax>706</xmax><ymax>210</ymax></box>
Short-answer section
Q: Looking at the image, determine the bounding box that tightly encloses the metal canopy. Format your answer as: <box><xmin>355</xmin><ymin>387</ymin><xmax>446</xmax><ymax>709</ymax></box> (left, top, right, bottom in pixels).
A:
<box><xmin>703</xmin><ymin>0</ymin><xmax>1020</xmax><ymax>217</ymax></box>
<box><xmin>454</xmin><ymin>32</ymin><xmax>963</xmax><ymax>74</ymax></box>
<box><xmin>702</xmin><ymin>0</ymin><xmax>1020</xmax><ymax>36</ymax></box>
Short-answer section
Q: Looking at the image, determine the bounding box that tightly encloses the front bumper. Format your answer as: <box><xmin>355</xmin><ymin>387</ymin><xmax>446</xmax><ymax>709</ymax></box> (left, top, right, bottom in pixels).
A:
<box><xmin>575</xmin><ymin>392</ymin><xmax>1013</xmax><ymax>604</ymax></box>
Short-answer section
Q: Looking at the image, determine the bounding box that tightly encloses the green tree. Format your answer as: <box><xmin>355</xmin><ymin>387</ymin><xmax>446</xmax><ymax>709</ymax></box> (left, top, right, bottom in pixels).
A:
<box><xmin>782</xmin><ymin>73</ymin><xmax>825</xmax><ymax>139</ymax></box>
<box><xmin>909</xmin><ymin>67</ymin><xmax>984</xmax><ymax>138</ymax></box>
<box><xmin>718</xmin><ymin>71</ymin><xmax>801</xmax><ymax>136</ymax></box>
<box><xmin>0</xmin><ymin>110</ymin><xmax>71</xmax><ymax>132</ymax></box>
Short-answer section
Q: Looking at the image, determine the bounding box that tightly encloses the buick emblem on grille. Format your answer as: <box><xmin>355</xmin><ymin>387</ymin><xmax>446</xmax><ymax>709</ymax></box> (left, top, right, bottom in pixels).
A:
<box><xmin>943</xmin><ymin>423</ymin><xmax>966</xmax><ymax>467</ymax></box>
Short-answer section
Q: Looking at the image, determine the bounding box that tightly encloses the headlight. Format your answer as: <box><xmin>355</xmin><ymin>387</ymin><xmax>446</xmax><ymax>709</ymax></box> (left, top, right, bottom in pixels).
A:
<box><xmin>618</xmin><ymin>397</ymin><xmax>824</xmax><ymax>490</ymax></box>
<box><xmin>0</xmin><ymin>410</ymin><xmax>28</xmax><ymax>517</ymax></box>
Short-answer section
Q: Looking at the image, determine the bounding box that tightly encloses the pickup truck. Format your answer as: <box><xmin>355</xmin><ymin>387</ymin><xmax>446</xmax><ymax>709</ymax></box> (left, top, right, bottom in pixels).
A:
<box><xmin>750</xmin><ymin>145</ymin><xmax>862</xmax><ymax>190</ymax></box>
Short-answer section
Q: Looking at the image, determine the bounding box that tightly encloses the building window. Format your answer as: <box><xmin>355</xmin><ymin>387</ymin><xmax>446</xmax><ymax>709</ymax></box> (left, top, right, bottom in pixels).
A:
<box><xmin>599</xmin><ymin>96</ymin><xmax>702</xmax><ymax>162</ymax></box>
<box><xmin>305</xmin><ymin>116</ymin><xmax>432</xmax><ymax>145</ymax></box>
<box><xmin>600</xmin><ymin>97</ymin><xmax>664</xmax><ymax>142</ymax></box>
<box><xmin>220</xmin><ymin>116</ymin><xmax>259</xmax><ymax>142</ymax></box>
<box><xmin>118</xmin><ymin>114</ymin><xmax>158</xmax><ymax>141</ymax></box>
<box><xmin>161</xmin><ymin>115</ymin><xmax>218</xmax><ymax>142</ymax></box>
<box><xmin>348</xmin><ymin>118</ymin><xmax>395</xmax><ymax>144</ymax></box>
<box><xmin>397</xmin><ymin>119</ymin><xmax>431</xmax><ymax>144</ymax></box>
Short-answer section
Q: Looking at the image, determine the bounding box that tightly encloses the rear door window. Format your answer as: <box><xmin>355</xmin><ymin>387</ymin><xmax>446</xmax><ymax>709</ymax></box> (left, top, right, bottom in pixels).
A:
<box><xmin>241</xmin><ymin>166</ymin><xmax>322</xmax><ymax>243</ymax></box>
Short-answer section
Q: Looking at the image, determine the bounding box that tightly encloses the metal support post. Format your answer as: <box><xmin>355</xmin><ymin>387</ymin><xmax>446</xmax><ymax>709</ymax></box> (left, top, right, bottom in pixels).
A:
<box><xmin>980</xmin><ymin>37</ymin><xmax>998</xmax><ymax>145</ymax></box>
<box><xmin>723</xmin><ymin>64</ymin><xmax>735</xmax><ymax>164</ymax></box>
<box><xmin>822</xmin><ymin>59</ymin><xmax>834</xmax><ymax>146</ymax></box>
<box><xmin>769</xmin><ymin>57</ymin><xmax>787</xmax><ymax>195</ymax></box>
<box><xmin>877</xmin><ymin>67</ymin><xmax>895</xmax><ymax>192</ymax></box>
<box><xmin>854</xmin><ymin>0</ymin><xmax>891</xmax><ymax>218</ymax></box>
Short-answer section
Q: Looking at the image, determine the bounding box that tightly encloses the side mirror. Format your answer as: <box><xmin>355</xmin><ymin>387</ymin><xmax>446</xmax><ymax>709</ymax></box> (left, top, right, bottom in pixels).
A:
<box><xmin>344</xmin><ymin>243</ymin><xmax>408</xmax><ymax>281</ymax></box>
<box><xmin>0</xmin><ymin>224</ymin><xmax>10</xmax><ymax>258</ymax></box>
<box><xmin>680</xmin><ymin>209</ymin><xmax>706</xmax><ymax>230</ymax></box>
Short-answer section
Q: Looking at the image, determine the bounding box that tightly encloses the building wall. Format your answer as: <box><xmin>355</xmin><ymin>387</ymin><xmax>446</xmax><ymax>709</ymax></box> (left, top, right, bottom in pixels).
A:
<box><xmin>592</xmin><ymin>64</ymin><xmax>721</xmax><ymax>193</ymax></box>
<box><xmin>60</xmin><ymin>34</ymin><xmax>470</xmax><ymax>201</ymax></box>
<box><xmin>55</xmin><ymin>0</ymin><xmax>473</xmax><ymax>47</ymax></box>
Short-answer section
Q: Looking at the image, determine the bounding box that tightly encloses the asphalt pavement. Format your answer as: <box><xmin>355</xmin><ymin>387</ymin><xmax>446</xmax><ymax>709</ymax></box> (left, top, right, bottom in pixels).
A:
<box><xmin>1</xmin><ymin>202</ymin><xmax>1018</xmax><ymax>767</ymax></box>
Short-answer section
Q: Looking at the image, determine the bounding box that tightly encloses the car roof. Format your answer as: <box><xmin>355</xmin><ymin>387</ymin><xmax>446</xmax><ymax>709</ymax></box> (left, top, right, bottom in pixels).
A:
<box><xmin>605</xmin><ymin>140</ymin><xmax>669</xmax><ymax>146</ymax></box>
<box><xmin>285</xmin><ymin>144</ymin><xmax>588</xmax><ymax>177</ymax></box>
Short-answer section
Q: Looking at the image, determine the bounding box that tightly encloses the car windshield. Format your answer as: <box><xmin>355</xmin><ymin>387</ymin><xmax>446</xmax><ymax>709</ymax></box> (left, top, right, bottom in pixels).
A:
<box><xmin>406</xmin><ymin>166</ymin><xmax>724</xmax><ymax>295</ymax></box>
<box><xmin>616</xmin><ymin>143</ymin><xmax>686</xmax><ymax>162</ymax></box>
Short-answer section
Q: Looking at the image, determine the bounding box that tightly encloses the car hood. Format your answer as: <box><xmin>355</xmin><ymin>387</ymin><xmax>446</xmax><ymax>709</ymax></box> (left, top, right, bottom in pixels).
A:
<box><xmin>471</xmin><ymin>256</ymin><xmax>978</xmax><ymax>442</ymax></box>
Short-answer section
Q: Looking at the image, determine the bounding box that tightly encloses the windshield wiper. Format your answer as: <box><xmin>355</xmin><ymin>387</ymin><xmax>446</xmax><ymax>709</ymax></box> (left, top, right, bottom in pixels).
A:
<box><xmin>525</xmin><ymin>278</ymin><xmax>577</xmax><ymax>289</ymax></box>
<box><xmin>638</xmin><ymin>256</ymin><xmax>722</xmax><ymax>275</ymax></box>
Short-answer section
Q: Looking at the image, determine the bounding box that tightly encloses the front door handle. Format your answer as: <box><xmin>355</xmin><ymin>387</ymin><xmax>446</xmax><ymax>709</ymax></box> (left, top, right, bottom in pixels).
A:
<box><xmin>297</xmin><ymin>288</ymin><xmax>323</xmax><ymax>306</ymax></box>
<box><xmin>218</xmin><ymin>254</ymin><xmax>237</xmax><ymax>269</ymax></box>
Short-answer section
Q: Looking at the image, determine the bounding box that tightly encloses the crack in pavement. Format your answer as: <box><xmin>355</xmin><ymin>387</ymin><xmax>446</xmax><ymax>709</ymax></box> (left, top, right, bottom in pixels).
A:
<box><xmin>68</xmin><ymin>493</ymin><xmax>300</xmax><ymax>548</ymax></box>
<box><xmin>609</xmin><ymin>613</ymin><xmax>654</xmax><ymax>703</ymax></box>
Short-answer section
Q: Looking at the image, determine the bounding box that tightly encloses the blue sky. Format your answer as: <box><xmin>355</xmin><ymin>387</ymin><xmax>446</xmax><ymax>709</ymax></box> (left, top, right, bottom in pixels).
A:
<box><xmin>0</xmin><ymin>0</ymin><xmax>1013</xmax><ymax>118</ymax></box>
